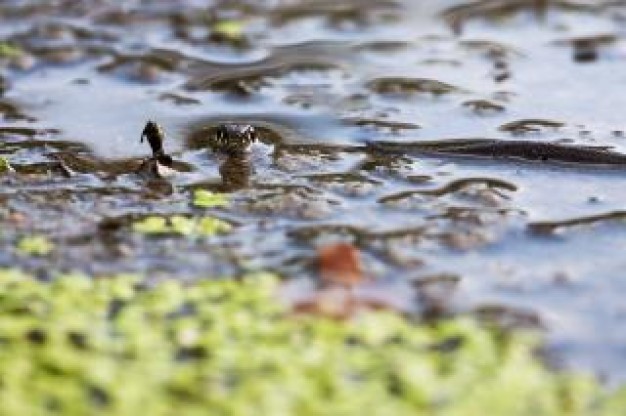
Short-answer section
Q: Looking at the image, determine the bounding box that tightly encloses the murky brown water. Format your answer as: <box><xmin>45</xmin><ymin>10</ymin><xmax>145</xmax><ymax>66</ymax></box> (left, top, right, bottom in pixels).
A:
<box><xmin>2</xmin><ymin>0</ymin><xmax>626</xmax><ymax>383</ymax></box>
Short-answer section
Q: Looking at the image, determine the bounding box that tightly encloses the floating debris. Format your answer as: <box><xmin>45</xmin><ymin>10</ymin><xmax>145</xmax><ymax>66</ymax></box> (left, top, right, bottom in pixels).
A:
<box><xmin>210</xmin><ymin>20</ymin><xmax>247</xmax><ymax>46</ymax></box>
<box><xmin>16</xmin><ymin>235</ymin><xmax>54</xmax><ymax>256</ymax></box>
<box><xmin>0</xmin><ymin>42</ymin><xmax>22</xmax><ymax>58</ymax></box>
<box><xmin>528</xmin><ymin>211</ymin><xmax>626</xmax><ymax>235</ymax></box>
<box><xmin>136</xmin><ymin>121</ymin><xmax>178</xmax><ymax>179</ymax></box>
<box><xmin>140</xmin><ymin>121</ymin><xmax>171</xmax><ymax>163</ymax></box>
<box><xmin>0</xmin><ymin>156</ymin><xmax>15</xmax><ymax>174</ymax></box>
<box><xmin>367</xmin><ymin>139</ymin><xmax>626</xmax><ymax>166</ymax></box>
<box><xmin>318</xmin><ymin>242</ymin><xmax>364</xmax><ymax>287</ymax></box>
<box><xmin>462</xmin><ymin>99</ymin><xmax>505</xmax><ymax>114</ymax></box>
<box><xmin>366</xmin><ymin>77</ymin><xmax>467</xmax><ymax>96</ymax></box>
<box><xmin>379</xmin><ymin>177</ymin><xmax>517</xmax><ymax>203</ymax></box>
<box><xmin>133</xmin><ymin>215</ymin><xmax>232</xmax><ymax>237</ymax></box>
<box><xmin>193</xmin><ymin>190</ymin><xmax>230</xmax><ymax>208</ymax></box>
<box><xmin>499</xmin><ymin>119</ymin><xmax>565</xmax><ymax>134</ymax></box>
<box><xmin>342</xmin><ymin>117</ymin><xmax>421</xmax><ymax>131</ymax></box>
<box><xmin>553</xmin><ymin>34</ymin><xmax>617</xmax><ymax>63</ymax></box>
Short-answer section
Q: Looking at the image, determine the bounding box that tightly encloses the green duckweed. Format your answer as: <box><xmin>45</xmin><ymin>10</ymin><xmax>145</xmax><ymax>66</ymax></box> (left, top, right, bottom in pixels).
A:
<box><xmin>133</xmin><ymin>215</ymin><xmax>232</xmax><ymax>237</ymax></box>
<box><xmin>193</xmin><ymin>190</ymin><xmax>229</xmax><ymax>208</ymax></box>
<box><xmin>0</xmin><ymin>269</ymin><xmax>623</xmax><ymax>415</ymax></box>
<box><xmin>0</xmin><ymin>42</ymin><xmax>22</xmax><ymax>58</ymax></box>
<box><xmin>0</xmin><ymin>156</ymin><xmax>14</xmax><ymax>174</ymax></box>
<box><xmin>16</xmin><ymin>235</ymin><xmax>54</xmax><ymax>256</ymax></box>
<box><xmin>212</xmin><ymin>20</ymin><xmax>245</xmax><ymax>40</ymax></box>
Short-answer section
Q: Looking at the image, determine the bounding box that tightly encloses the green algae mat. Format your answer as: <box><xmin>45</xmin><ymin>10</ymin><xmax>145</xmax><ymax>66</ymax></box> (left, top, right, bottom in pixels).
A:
<box><xmin>0</xmin><ymin>269</ymin><xmax>624</xmax><ymax>415</ymax></box>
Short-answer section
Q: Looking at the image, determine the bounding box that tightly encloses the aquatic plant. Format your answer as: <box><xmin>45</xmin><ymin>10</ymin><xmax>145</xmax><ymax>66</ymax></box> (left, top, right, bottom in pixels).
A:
<box><xmin>193</xmin><ymin>190</ymin><xmax>230</xmax><ymax>208</ymax></box>
<box><xmin>132</xmin><ymin>215</ymin><xmax>232</xmax><ymax>237</ymax></box>
<box><xmin>16</xmin><ymin>235</ymin><xmax>54</xmax><ymax>256</ymax></box>
<box><xmin>0</xmin><ymin>269</ymin><xmax>623</xmax><ymax>415</ymax></box>
<box><xmin>0</xmin><ymin>156</ymin><xmax>14</xmax><ymax>174</ymax></box>
<box><xmin>0</xmin><ymin>42</ymin><xmax>22</xmax><ymax>58</ymax></box>
<box><xmin>212</xmin><ymin>20</ymin><xmax>245</xmax><ymax>40</ymax></box>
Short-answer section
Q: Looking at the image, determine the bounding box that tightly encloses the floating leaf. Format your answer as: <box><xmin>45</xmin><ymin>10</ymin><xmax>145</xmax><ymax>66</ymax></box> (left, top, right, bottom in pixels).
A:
<box><xmin>16</xmin><ymin>235</ymin><xmax>54</xmax><ymax>256</ymax></box>
<box><xmin>212</xmin><ymin>20</ymin><xmax>244</xmax><ymax>40</ymax></box>
<box><xmin>287</xmin><ymin>244</ymin><xmax>408</xmax><ymax>319</ymax></box>
<box><xmin>0</xmin><ymin>42</ymin><xmax>22</xmax><ymax>58</ymax></box>
<box><xmin>133</xmin><ymin>215</ymin><xmax>231</xmax><ymax>237</ymax></box>
<box><xmin>197</xmin><ymin>216</ymin><xmax>232</xmax><ymax>235</ymax></box>
<box><xmin>132</xmin><ymin>216</ymin><xmax>168</xmax><ymax>234</ymax></box>
<box><xmin>318</xmin><ymin>242</ymin><xmax>364</xmax><ymax>287</ymax></box>
<box><xmin>193</xmin><ymin>189</ymin><xmax>229</xmax><ymax>208</ymax></box>
<box><xmin>170</xmin><ymin>215</ymin><xmax>195</xmax><ymax>236</ymax></box>
<box><xmin>0</xmin><ymin>156</ymin><xmax>14</xmax><ymax>174</ymax></box>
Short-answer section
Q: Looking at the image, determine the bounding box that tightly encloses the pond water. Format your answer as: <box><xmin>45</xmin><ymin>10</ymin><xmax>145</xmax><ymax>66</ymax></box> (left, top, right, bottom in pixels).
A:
<box><xmin>2</xmin><ymin>0</ymin><xmax>626</xmax><ymax>383</ymax></box>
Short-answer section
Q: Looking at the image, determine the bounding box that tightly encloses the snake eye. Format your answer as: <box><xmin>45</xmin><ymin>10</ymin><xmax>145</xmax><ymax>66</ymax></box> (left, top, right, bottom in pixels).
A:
<box><xmin>216</xmin><ymin>125</ymin><xmax>227</xmax><ymax>143</ymax></box>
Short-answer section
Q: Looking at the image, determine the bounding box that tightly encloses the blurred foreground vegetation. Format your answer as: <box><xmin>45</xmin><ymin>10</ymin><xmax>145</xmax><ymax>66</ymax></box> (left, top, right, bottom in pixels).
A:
<box><xmin>0</xmin><ymin>269</ymin><xmax>624</xmax><ymax>415</ymax></box>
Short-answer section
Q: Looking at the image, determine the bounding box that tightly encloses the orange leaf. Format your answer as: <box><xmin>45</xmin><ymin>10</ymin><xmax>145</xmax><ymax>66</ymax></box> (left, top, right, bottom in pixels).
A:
<box><xmin>318</xmin><ymin>243</ymin><xmax>364</xmax><ymax>287</ymax></box>
<box><xmin>282</xmin><ymin>244</ymin><xmax>411</xmax><ymax>319</ymax></box>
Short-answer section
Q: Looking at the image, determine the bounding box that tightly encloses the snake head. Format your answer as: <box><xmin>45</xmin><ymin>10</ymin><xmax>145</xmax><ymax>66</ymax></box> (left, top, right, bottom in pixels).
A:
<box><xmin>212</xmin><ymin>124</ymin><xmax>258</xmax><ymax>155</ymax></box>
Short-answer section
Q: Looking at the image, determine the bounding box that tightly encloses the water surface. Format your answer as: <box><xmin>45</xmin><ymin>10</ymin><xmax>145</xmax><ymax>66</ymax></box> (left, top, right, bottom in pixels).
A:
<box><xmin>2</xmin><ymin>0</ymin><xmax>626</xmax><ymax>382</ymax></box>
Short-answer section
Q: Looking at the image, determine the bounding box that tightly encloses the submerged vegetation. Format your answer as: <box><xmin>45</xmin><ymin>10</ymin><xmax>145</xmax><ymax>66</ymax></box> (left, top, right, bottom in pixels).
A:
<box><xmin>0</xmin><ymin>269</ymin><xmax>624</xmax><ymax>415</ymax></box>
